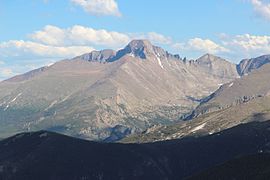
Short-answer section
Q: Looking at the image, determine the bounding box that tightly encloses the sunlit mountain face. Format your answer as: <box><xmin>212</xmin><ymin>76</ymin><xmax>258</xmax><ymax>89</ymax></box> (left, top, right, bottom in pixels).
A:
<box><xmin>0</xmin><ymin>40</ymin><xmax>241</xmax><ymax>141</ymax></box>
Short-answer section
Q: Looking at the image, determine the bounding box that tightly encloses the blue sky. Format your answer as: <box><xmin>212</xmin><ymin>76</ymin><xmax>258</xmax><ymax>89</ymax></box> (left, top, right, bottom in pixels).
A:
<box><xmin>1</xmin><ymin>0</ymin><xmax>270</xmax><ymax>80</ymax></box>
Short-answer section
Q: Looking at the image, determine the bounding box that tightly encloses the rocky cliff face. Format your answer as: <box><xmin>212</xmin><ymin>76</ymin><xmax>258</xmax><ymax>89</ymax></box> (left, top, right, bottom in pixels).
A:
<box><xmin>195</xmin><ymin>53</ymin><xmax>239</xmax><ymax>79</ymax></box>
<box><xmin>77</xmin><ymin>49</ymin><xmax>116</xmax><ymax>63</ymax></box>
<box><xmin>237</xmin><ymin>54</ymin><xmax>270</xmax><ymax>76</ymax></box>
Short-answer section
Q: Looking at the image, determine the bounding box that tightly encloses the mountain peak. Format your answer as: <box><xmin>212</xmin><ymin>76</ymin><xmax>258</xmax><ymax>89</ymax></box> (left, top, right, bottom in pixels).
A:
<box><xmin>199</xmin><ymin>53</ymin><xmax>222</xmax><ymax>61</ymax></box>
<box><xmin>195</xmin><ymin>53</ymin><xmax>238</xmax><ymax>79</ymax></box>
<box><xmin>196</xmin><ymin>53</ymin><xmax>234</xmax><ymax>65</ymax></box>
<box><xmin>124</xmin><ymin>39</ymin><xmax>155</xmax><ymax>59</ymax></box>
<box><xmin>127</xmin><ymin>39</ymin><xmax>153</xmax><ymax>50</ymax></box>
<box><xmin>110</xmin><ymin>39</ymin><xmax>155</xmax><ymax>60</ymax></box>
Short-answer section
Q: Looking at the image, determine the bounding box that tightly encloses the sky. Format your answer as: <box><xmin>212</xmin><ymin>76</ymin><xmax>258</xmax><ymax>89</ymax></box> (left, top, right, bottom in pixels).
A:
<box><xmin>1</xmin><ymin>0</ymin><xmax>270</xmax><ymax>80</ymax></box>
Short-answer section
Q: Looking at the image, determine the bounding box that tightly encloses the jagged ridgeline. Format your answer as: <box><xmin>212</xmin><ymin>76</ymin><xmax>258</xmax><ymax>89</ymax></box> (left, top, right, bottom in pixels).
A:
<box><xmin>1</xmin><ymin>39</ymin><xmax>268</xmax><ymax>141</ymax></box>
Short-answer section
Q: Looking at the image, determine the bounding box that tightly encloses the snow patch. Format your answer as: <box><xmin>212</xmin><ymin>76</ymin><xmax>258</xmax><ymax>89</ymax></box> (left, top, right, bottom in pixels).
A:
<box><xmin>3</xmin><ymin>93</ymin><xmax>22</xmax><ymax>111</ymax></box>
<box><xmin>3</xmin><ymin>105</ymin><xmax>9</xmax><ymax>111</ymax></box>
<box><xmin>39</xmin><ymin>132</ymin><xmax>48</xmax><ymax>138</ymax></box>
<box><xmin>128</xmin><ymin>53</ymin><xmax>135</xmax><ymax>58</ymax></box>
<box><xmin>190</xmin><ymin>123</ymin><xmax>206</xmax><ymax>133</ymax></box>
<box><xmin>157</xmin><ymin>56</ymin><xmax>164</xmax><ymax>69</ymax></box>
<box><xmin>0</xmin><ymin>101</ymin><xmax>6</xmax><ymax>106</ymax></box>
<box><xmin>37</xmin><ymin>116</ymin><xmax>45</xmax><ymax>123</ymax></box>
<box><xmin>154</xmin><ymin>52</ymin><xmax>164</xmax><ymax>69</ymax></box>
<box><xmin>45</xmin><ymin>100</ymin><xmax>58</xmax><ymax>111</ymax></box>
<box><xmin>47</xmin><ymin>62</ymin><xmax>55</xmax><ymax>67</ymax></box>
<box><xmin>229</xmin><ymin>82</ymin><xmax>234</xmax><ymax>87</ymax></box>
<box><xmin>10</xmin><ymin>93</ymin><xmax>22</xmax><ymax>103</ymax></box>
<box><xmin>61</xmin><ymin>95</ymin><xmax>71</xmax><ymax>102</ymax></box>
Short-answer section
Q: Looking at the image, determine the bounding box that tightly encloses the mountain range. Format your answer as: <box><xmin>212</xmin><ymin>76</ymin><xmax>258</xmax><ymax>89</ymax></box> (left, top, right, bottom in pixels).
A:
<box><xmin>2</xmin><ymin>39</ymin><xmax>270</xmax><ymax>179</ymax></box>
<box><xmin>1</xmin><ymin>39</ymin><xmax>270</xmax><ymax>141</ymax></box>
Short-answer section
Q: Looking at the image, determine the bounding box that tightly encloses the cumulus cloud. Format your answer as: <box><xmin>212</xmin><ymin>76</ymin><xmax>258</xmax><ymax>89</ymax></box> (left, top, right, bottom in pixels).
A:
<box><xmin>221</xmin><ymin>34</ymin><xmax>270</xmax><ymax>58</ymax></box>
<box><xmin>250</xmin><ymin>0</ymin><xmax>270</xmax><ymax>21</ymax></box>
<box><xmin>30</xmin><ymin>25</ymin><xmax>130</xmax><ymax>48</ymax></box>
<box><xmin>173</xmin><ymin>38</ymin><xmax>229</xmax><ymax>54</ymax></box>
<box><xmin>146</xmin><ymin>32</ymin><xmax>172</xmax><ymax>45</ymax></box>
<box><xmin>172</xmin><ymin>34</ymin><xmax>270</xmax><ymax>60</ymax></box>
<box><xmin>29</xmin><ymin>25</ymin><xmax>174</xmax><ymax>49</ymax></box>
<box><xmin>29</xmin><ymin>25</ymin><xmax>66</xmax><ymax>46</ymax></box>
<box><xmin>128</xmin><ymin>32</ymin><xmax>172</xmax><ymax>45</ymax></box>
<box><xmin>0</xmin><ymin>40</ymin><xmax>94</xmax><ymax>58</ymax></box>
<box><xmin>71</xmin><ymin>0</ymin><xmax>121</xmax><ymax>17</ymax></box>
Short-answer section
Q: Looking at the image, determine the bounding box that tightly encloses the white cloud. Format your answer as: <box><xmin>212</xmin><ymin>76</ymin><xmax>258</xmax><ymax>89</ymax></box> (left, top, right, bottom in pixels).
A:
<box><xmin>29</xmin><ymin>25</ymin><xmax>174</xmax><ymax>49</ymax></box>
<box><xmin>172</xmin><ymin>34</ymin><xmax>270</xmax><ymax>60</ymax></box>
<box><xmin>128</xmin><ymin>32</ymin><xmax>172</xmax><ymax>46</ymax></box>
<box><xmin>221</xmin><ymin>34</ymin><xmax>270</xmax><ymax>58</ymax></box>
<box><xmin>29</xmin><ymin>25</ymin><xmax>66</xmax><ymax>46</ymax></box>
<box><xmin>0</xmin><ymin>25</ymin><xmax>175</xmax><ymax>70</ymax></box>
<box><xmin>71</xmin><ymin>0</ymin><xmax>121</xmax><ymax>17</ymax></box>
<box><xmin>146</xmin><ymin>32</ymin><xmax>172</xmax><ymax>45</ymax></box>
<box><xmin>30</xmin><ymin>25</ymin><xmax>130</xmax><ymax>48</ymax></box>
<box><xmin>173</xmin><ymin>38</ymin><xmax>229</xmax><ymax>54</ymax></box>
<box><xmin>68</xmin><ymin>25</ymin><xmax>129</xmax><ymax>47</ymax></box>
<box><xmin>0</xmin><ymin>40</ymin><xmax>94</xmax><ymax>58</ymax></box>
<box><xmin>250</xmin><ymin>0</ymin><xmax>270</xmax><ymax>21</ymax></box>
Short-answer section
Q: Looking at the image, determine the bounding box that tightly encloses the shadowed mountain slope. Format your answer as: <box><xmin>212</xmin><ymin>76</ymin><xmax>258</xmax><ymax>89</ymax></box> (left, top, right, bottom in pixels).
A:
<box><xmin>1</xmin><ymin>121</ymin><xmax>270</xmax><ymax>180</ymax></box>
<box><xmin>187</xmin><ymin>153</ymin><xmax>270</xmax><ymax>180</ymax></box>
